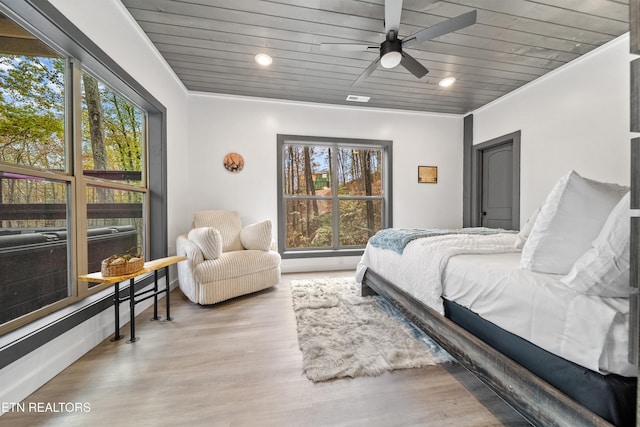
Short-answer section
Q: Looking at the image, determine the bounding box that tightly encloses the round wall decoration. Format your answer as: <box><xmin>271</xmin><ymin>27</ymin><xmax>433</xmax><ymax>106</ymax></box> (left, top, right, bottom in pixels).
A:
<box><xmin>223</xmin><ymin>152</ymin><xmax>244</xmax><ymax>173</ymax></box>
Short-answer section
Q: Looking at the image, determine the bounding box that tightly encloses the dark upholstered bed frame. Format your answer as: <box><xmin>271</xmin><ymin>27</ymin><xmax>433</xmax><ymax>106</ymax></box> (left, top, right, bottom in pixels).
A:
<box><xmin>361</xmin><ymin>269</ymin><xmax>636</xmax><ymax>427</ymax></box>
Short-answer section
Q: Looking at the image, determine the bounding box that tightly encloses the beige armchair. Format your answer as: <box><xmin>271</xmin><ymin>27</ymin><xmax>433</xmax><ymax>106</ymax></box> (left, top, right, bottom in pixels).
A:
<box><xmin>176</xmin><ymin>210</ymin><xmax>281</xmax><ymax>305</ymax></box>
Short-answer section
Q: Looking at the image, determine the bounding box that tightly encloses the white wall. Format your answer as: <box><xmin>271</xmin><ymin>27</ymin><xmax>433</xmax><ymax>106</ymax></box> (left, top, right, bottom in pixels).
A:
<box><xmin>187</xmin><ymin>94</ymin><xmax>463</xmax><ymax>270</ymax></box>
<box><xmin>473</xmin><ymin>34</ymin><xmax>633</xmax><ymax>224</ymax></box>
<box><xmin>0</xmin><ymin>0</ymin><xmax>190</xmax><ymax>414</ymax></box>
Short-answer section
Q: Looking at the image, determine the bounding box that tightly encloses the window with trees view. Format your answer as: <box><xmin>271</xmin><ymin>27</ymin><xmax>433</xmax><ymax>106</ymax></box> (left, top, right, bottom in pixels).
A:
<box><xmin>277</xmin><ymin>135</ymin><xmax>392</xmax><ymax>257</ymax></box>
<box><xmin>0</xmin><ymin>11</ymin><xmax>148</xmax><ymax>331</ymax></box>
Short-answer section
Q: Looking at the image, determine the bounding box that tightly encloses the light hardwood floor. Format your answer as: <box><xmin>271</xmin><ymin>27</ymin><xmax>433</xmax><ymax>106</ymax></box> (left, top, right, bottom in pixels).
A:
<box><xmin>1</xmin><ymin>271</ymin><xmax>530</xmax><ymax>427</ymax></box>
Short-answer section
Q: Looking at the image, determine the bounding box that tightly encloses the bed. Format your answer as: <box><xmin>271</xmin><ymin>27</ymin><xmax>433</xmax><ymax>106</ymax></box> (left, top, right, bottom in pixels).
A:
<box><xmin>355</xmin><ymin>171</ymin><xmax>637</xmax><ymax>427</ymax></box>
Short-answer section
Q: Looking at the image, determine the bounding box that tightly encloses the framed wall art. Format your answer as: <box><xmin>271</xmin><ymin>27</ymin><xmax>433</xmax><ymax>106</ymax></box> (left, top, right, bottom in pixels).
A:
<box><xmin>418</xmin><ymin>165</ymin><xmax>438</xmax><ymax>183</ymax></box>
<box><xmin>223</xmin><ymin>152</ymin><xmax>244</xmax><ymax>173</ymax></box>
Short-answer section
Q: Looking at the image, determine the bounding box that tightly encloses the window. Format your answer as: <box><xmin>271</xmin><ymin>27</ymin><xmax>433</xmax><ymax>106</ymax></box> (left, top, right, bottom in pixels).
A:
<box><xmin>0</xmin><ymin>25</ymin><xmax>72</xmax><ymax>327</ymax></box>
<box><xmin>0</xmin><ymin>172</ymin><xmax>71</xmax><ymax>325</ymax></box>
<box><xmin>0</xmin><ymin>8</ymin><xmax>160</xmax><ymax>334</ymax></box>
<box><xmin>81</xmin><ymin>71</ymin><xmax>145</xmax><ymax>186</ymax></box>
<box><xmin>81</xmin><ymin>72</ymin><xmax>147</xmax><ymax>289</ymax></box>
<box><xmin>277</xmin><ymin>135</ymin><xmax>392</xmax><ymax>257</ymax></box>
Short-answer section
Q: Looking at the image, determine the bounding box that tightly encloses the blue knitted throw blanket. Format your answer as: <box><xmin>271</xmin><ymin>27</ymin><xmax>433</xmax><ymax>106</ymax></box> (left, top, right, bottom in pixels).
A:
<box><xmin>368</xmin><ymin>227</ymin><xmax>513</xmax><ymax>254</ymax></box>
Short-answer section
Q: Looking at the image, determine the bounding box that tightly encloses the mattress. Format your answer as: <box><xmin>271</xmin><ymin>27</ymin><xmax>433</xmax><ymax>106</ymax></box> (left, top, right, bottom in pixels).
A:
<box><xmin>356</xmin><ymin>237</ymin><xmax>635</xmax><ymax>377</ymax></box>
<box><xmin>444</xmin><ymin>252</ymin><xmax>634</xmax><ymax>377</ymax></box>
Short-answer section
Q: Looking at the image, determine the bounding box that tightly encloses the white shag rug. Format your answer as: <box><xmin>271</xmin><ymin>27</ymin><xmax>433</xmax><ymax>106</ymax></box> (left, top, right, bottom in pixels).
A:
<box><xmin>291</xmin><ymin>277</ymin><xmax>453</xmax><ymax>382</ymax></box>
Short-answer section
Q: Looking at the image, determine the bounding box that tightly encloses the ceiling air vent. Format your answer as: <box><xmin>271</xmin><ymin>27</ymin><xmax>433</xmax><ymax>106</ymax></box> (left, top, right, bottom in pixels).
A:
<box><xmin>346</xmin><ymin>95</ymin><xmax>370</xmax><ymax>103</ymax></box>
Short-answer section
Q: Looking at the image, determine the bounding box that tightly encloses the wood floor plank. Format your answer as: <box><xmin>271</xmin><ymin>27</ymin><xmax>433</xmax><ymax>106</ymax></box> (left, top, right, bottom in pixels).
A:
<box><xmin>1</xmin><ymin>271</ymin><xmax>530</xmax><ymax>426</ymax></box>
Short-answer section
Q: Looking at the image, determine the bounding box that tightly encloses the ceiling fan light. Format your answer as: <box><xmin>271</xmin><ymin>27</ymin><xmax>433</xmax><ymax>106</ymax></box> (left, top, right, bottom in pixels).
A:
<box><xmin>255</xmin><ymin>53</ymin><xmax>273</xmax><ymax>66</ymax></box>
<box><xmin>381</xmin><ymin>51</ymin><xmax>402</xmax><ymax>68</ymax></box>
<box><xmin>439</xmin><ymin>77</ymin><xmax>456</xmax><ymax>87</ymax></box>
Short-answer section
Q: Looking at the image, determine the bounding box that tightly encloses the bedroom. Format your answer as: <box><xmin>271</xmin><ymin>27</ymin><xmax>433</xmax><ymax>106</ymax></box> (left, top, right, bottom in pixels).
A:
<box><xmin>0</xmin><ymin>0</ymin><xmax>636</xmax><ymax>425</ymax></box>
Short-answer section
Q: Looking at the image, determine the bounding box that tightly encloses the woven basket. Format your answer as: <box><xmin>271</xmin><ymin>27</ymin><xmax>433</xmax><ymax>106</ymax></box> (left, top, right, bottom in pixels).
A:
<box><xmin>101</xmin><ymin>248</ymin><xmax>144</xmax><ymax>277</ymax></box>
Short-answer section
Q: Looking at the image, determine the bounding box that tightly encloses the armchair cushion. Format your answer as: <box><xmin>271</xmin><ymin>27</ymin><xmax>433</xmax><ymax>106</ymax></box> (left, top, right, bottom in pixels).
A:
<box><xmin>240</xmin><ymin>220</ymin><xmax>272</xmax><ymax>251</ymax></box>
<box><xmin>194</xmin><ymin>250</ymin><xmax>281</xmax><ymax>283</ymax></box>
<box><xmin>193</xmin><ymin>210</ymin><xmax>243</xmax><ymax>252</ymax></box>
<box><xmin>188</xmin><ymin>227</ymin><xmax>222</xmax><ymax>260</ymax></box>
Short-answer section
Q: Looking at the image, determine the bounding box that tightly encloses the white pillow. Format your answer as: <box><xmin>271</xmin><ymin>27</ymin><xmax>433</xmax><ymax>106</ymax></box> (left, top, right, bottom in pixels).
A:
<box><xmin>188</xmin><ymin>227</ymin><xmax>222</xmax><ymax>260</ymax></box>
<box><xmin>561</xmin><ymin>192</ymin><xmax>631</xmax><ymax>297</ymax></box>
<box><xmin>520</xmin><ymin>171</ymin><xmax>628</xmax><ymax>274</ymax></box>
<box><xmin>240</xmin><ymin>220</ymin><xmax>272</xmax><ymax>251</ymax></box>
<box><xmin>514</xmin><ymin>206</ymin><xmax>540</xmax><ymax>249</ymax></box>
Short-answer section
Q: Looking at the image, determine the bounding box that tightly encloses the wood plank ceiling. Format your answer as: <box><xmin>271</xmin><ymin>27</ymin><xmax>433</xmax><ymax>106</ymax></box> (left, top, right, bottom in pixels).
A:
<box><xmin>121</xmin><ymin>0</ymin><xmax>629</xmax><ymax>114</ymax></box>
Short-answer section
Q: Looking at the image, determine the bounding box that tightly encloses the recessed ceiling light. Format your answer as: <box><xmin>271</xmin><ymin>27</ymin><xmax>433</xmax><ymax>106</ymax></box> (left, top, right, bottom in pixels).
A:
<box><xmin>439</xmin><ymin>77</ymin><xmax>456</xmax><ymax>87</ymax></box>
<box><xmin>346</xmin><ymin>95</ymin><xmax>371</xmax><ymax>103</ymax></box>
<box><xmin>255</xmin><ymin>53</ymin><xmax>273</xmax><ymax>66</ymax></box>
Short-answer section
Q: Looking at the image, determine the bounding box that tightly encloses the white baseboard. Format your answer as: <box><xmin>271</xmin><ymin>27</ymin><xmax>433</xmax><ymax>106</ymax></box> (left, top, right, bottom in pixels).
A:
<box><xmin>281</xmin><ymin>256</ymin><xmax>360</xmax><ymax>273</ymax></box>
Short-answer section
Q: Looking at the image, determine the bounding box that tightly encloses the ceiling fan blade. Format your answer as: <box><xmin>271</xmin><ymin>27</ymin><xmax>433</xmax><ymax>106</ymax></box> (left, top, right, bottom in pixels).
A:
<box><xmin>400</xmin><ymin>52</ymin><xmax>428</xmax><ymax>78</ymax></box>
<box><xmin>320</xmin><ymin>43</ymin><xmax>378</xmax><ymax>52</ymax></box>
<box><xmin>384</xmin><ymin>0</ymin><xmax>403</xmax><ymax>35</ymax></box>
<box><xmin>402</xmin><ymin>10</ymin><xmax>477</xmax><ymax>48</ymax></box>
<box><xmin>352</xmin><ymin>57</ymin><xmax>381</xmax><ymax>86</ymax></box>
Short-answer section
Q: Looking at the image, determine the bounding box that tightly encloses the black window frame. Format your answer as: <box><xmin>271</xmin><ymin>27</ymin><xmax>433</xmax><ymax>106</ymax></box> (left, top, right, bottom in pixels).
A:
<box><xmin>277</xmin><ymin>134</ymin><xmax>392</xmax><ymax>259</ymax></box>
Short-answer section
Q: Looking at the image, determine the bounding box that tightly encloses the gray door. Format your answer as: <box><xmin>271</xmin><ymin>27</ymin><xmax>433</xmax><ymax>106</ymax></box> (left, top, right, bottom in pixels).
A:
<box><xmin>480</xmin><ymin>143</ymin><xmax>514</xmax><ymax>229</ymax></box>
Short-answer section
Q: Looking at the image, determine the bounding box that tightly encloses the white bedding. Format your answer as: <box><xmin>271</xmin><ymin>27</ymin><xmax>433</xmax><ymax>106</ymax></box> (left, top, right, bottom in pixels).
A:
<box><xmin>356</xmin><ymin>234</ymin><xmax>635</xmax><ymax>377</ymax></box>
<box><xmin>356</xmin><ymin>232</ymin><xmax>519</xmax><ymax>315</ymax></box>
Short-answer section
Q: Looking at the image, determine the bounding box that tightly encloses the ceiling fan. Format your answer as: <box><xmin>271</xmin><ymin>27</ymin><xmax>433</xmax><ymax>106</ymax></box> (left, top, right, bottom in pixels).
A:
<box><xmin>320</xmin><ymin>0</ymin><xmax>477</xmax><ymax>86</ymax></box>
